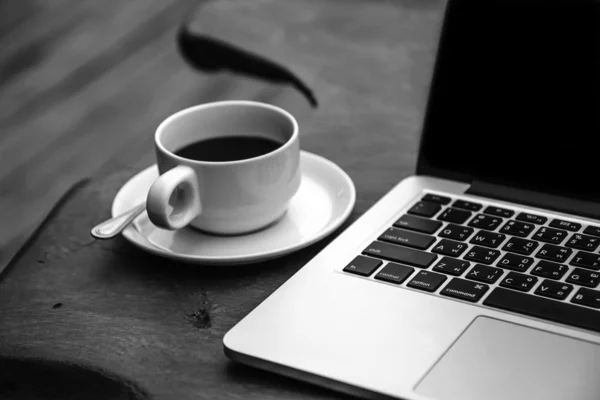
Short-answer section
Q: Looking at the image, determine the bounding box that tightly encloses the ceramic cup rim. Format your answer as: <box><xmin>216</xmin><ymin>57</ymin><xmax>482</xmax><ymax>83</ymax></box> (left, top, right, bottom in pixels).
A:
<box><xmin>154</xmin><ymin>100</ymin><xmax>299</xmax><ymax>166</ymax></box>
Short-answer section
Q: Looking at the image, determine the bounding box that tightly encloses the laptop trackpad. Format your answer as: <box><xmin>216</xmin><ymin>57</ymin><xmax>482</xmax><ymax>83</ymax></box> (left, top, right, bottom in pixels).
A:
<box><xmin>416</xmin><ymin>316</ymin><xmax>600</xmax><ymax>400</ymax></box>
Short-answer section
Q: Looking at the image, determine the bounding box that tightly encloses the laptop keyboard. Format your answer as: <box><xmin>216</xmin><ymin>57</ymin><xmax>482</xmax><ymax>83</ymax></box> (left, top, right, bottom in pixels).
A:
<box><xmin>343</xmin><ymin>193</ymin><xmax>600</xmax><ymax>334</ymax></box>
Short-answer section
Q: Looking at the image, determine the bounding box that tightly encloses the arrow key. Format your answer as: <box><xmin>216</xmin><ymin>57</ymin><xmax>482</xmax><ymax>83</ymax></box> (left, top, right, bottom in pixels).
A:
<box><xmin>534</xmin><ymin>279</ymin><xmax>573</xmax><ymax>300</ymax></box>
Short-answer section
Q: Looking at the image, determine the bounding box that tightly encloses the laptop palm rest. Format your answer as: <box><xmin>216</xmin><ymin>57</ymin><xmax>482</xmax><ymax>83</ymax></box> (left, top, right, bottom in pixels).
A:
<box><xmin>416</xmin><ymin>316</ymin><xmax>600</xmax><ymax>400</ymax></box>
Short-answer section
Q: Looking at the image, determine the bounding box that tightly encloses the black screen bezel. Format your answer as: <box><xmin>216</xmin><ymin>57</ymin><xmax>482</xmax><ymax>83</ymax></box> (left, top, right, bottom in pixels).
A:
<box><xmin>416</xmin><ymin>0</ymin><xmax>475</xmax><ymax>184</ymax></box>
<box><xmin>416</xmin><ymin>0</ymin><xmax>599</xmax><ymax>193</ymax></box>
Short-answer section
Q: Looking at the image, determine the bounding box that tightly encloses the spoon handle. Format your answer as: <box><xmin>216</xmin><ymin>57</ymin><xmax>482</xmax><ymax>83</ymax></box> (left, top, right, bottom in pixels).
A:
<box><xmin>91</xmin><ymin>203</ymin><xmax>146</xmax><ymax>239</ymax></box>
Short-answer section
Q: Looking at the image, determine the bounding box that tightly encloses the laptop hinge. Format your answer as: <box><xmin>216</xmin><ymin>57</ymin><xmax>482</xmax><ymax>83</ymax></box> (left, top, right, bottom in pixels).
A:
<box><xmin>466</xmin><ymin>181</ymin><xmax>600</xmax><ymax>221</ymax></box>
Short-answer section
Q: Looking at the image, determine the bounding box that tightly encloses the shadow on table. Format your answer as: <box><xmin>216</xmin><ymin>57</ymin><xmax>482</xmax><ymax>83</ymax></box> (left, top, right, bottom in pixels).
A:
<box><xmin>225</xmin><ymin>362</ymin><xmax>351</xmax><ymax>399</ymax></box>
<box><xmin>0</xmin><ymin>356</ymin><xmax>150</xmax><ymax>400</ymax></box>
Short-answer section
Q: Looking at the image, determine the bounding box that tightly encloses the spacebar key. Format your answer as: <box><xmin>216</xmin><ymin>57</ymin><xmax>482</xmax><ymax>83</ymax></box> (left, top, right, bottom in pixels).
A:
<box><xmin>483</xmin><ymin>288</ymin><xmax>600</xmax><ymax>334</ymax></box>
<box><xmin>363</xmin><ymin>241</ymin><xmax>437</xmax><ymax>268</ymax></box>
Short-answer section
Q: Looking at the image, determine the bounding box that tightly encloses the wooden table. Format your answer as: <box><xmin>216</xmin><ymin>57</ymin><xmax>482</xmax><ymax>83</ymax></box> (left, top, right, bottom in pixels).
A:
<box><xmin>0</xmin><ymin>1</ymin><xmax>443</xmax><ymax>398</ymax></box>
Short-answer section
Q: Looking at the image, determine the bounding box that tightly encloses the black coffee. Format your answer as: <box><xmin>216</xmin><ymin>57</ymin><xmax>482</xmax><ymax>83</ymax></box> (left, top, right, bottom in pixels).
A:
<box><xmin>174</xmin><ymin>136</ymin><xmax>282</xmax><ymax>162</ymax></box>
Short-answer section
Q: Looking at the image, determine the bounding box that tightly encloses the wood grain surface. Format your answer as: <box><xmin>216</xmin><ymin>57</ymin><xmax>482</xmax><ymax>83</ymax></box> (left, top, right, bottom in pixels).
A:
<box><xmin>0</xmin><ymin>0</ymin><xmax>194</xmax><ymax>268</ymax></box>
<box><xmin>0</xmin><ymin>0</ymin><xmax>311</xmax><ymax>270</ymax></box>
<box><xmin>0</xmin><ymin>0</ymin><xmax>444</xmax><ymax>398</ymax></box>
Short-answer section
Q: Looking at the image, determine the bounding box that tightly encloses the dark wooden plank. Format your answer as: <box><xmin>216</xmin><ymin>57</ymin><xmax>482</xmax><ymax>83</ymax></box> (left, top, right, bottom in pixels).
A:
<box><xmin>0</xmin><ymin>0</ymin><xmax>184</xmax><ymax>125</ymax></box>
<box><xmin>0</xmin><ymin>0</ymin><xmax>198</xmax><ymax>268</ymax></box>
<box><xmin>0</xmin><ymin>175</ymin><xmax>350</xmax><ymax>400</ymax></box>
<box><xmin>0</xmin><ymin>0</ymin><xmax>444</xmax><ymax>398</ymax></box>
<box><xmin>0</xmin><ymin>0</ymin><xmax>314</xmax><ymax>270</ymax></box>
<box><xmin>182</xmin><ymin>0</ymin><xmax>442</xmax><ymax>202</ymax></box>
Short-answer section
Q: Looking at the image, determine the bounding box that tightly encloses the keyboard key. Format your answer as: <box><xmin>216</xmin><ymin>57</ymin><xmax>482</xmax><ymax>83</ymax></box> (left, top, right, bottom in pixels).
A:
<box><xmin>583</xmin><ymin>226</ymin><xmax>600</xmax><ymax>237</ymax></box>
<box><xmin>464</xmin><ymin>246</ymin><xmax>501</xmax><ymax>265</ymax></box>
<box><xmin>566</xmin><ymin>268</ymin><xmax>600</xmax><ymax>288</ymax></box>
<box><xmin>530</xmin><ymin>260</ymin><xmax>568</xmax><ymax>280</ymax></box>
<box><xmin>570</xmin><ymin>251</ymin><xmax>600</xmax><ymax>271</ymax></box>
<box><xmin>516</xmin><ymin>212</ymin><xmax>548</xmax><ymax>225</ymax></box>
<box><xmin>343</xmin><ymin>256</ymin><xmax>382</xmax><ymax>276</ymax></box>
<box><xmin>469</xmin><ymin>230</ymin><xmax>506</xmax><ymax>248</ymax></box>
<box><xmin>499</xmin><ymin>220</ymin><xmax>535</xmax><ymax>237</ymax></box>
<box><xmin>536</xmin><ymin>244</ymin><xmax>572</xmax><ymax>263</ymax></box>
<box><xmin>500</xmin><ymin>272</ymin><xmax>538</xmax><ymax>292</ymax></box>
<box><xmin>466</xmin><ymin>264</ymin><xmax>503</xmax><ymax>284</ymax></box>
<box><xmin>566</xmin><ymin>233</ymin><xmax>600</xmax><ymax>251</ymax></box>
<box><xmin>549</xmin><ymin>219</ymin><xmax>581</xmax><ymax>232</ymax></box>
<box><xmin>439</xmin><ymin>224</ymin><xmax>474</xmax><ymax>241</ymax></box>
<box><xmin>394</xmin><ymin>214</ymin><xmax>442</xmax><ymax>234</ymax></box>
<box><xmin>437</xmin><ymin>208</ymin><xmax>472</xmax><ymax>224</ymax></box>
<box><xmin>497</xmin><ymin>253</ymin><xmax>534</xmax><ymax>272</ymax></box>
<box><xmin>431</xmin><ymin>239</ymin><xmax>468</xmax><ymax>257</ymax></box>
<box><xmin>452</xmin><ymin>200</ymin><xmax>482</xmax><ymax>211</ymax></box>
<box><xmin>484</xmin><ymin>288</ymin><xmax>600</xmax><ymax>334</ymax></box>
<box><xmin>483</xmin><ymin>206</ymin><xmax>515</xmax><ymax>218</ymax></box>
<box><xmin>571</xmin><ymin>288</ymin><xmax>600</xmax><ymax>309</ymax></box>
<box><xmin>363</xmin><ymin>241</ymin><xmax>437</xmax><ymax>269</ymax></box>
<box><xmin>408</xmin><ymin>201</ymin><xmax>441</xmax><ymax>218</ymax></box>
<box><xmin>502</xmin><ymin>237</ymin><xmax>539</xmax><ymax>255</ymax></box>
<box><xmin>378</xmin><ymin>228</ymin><xmax>436</xmax><ymax>250</ymax></box>
<box><xmin>374</xmin><ymin>263</ymin><xmax>414</xmax><ymax>284</ymax></box>
<box><xmin>432</xmin><ymin>257</ymin><xmax>471</xmax><ymax>276</ymax></box>
<box><xmin>422</xmin><ymin>194</ymin><xmax>451</xmax><ymax>205</ymax></box>
<box><xmin>441</xmin><ymin>278</ymin><xmax>489</xmax><ymax>302</ymax></box>
<box><xmin>407</xmin><ymin>271</ymin><xmax>447</xmax><ymax>292</ymax></box>
<box><xmin>533</xmin><ymin>227</ymin><xmax>568</xmax><ymax>244</ymax></box>
<box><xmin>534</xmin><ymin>280</ymin><xmax>573</xmax><ymax>300</ymax></box>
<box><xmin>468</xmin><ymin>214</ymin><xmax>503</xmax><ymax>231</ymax></box>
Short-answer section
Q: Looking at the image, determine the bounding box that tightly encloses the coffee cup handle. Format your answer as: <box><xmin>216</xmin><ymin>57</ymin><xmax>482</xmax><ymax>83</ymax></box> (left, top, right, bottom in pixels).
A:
<box><xmin>146</xmin><ymin>165</ymin><xmax>202</xmax><ymax>230</ymax></box>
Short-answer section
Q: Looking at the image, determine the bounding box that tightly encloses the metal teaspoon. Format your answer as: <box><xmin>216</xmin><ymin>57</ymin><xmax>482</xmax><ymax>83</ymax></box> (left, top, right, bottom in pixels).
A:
<box><xmin>90</xmin><ymin>202</ymin><xmax>146</xmax><ymax>239</ymax></box>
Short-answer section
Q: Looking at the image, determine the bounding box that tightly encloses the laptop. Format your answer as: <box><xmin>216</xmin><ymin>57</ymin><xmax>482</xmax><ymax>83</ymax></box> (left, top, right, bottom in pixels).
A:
<box><xmin>223</xmin><ymin>0</ymin><xmax>600</xmax><ymax>399</ymax></box>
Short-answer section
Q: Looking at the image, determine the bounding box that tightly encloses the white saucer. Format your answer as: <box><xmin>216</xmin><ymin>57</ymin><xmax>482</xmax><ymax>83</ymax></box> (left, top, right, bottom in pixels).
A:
<box><xmin>112</xmin><ymin>151</ymin><xmax>356</xmax><ymax>265</ymax></box>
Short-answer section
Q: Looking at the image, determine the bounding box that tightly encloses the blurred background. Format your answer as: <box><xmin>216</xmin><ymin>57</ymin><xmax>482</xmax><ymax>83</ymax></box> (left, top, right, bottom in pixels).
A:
<box><xmin>0</xmin><ymin>0</ymin><xmax>311</xmax><ymax>270</ymax></box>
<box><xmin>0</xmin><ymin>0</ymin><xmax>196</xmax><ymax>269</ymax></box>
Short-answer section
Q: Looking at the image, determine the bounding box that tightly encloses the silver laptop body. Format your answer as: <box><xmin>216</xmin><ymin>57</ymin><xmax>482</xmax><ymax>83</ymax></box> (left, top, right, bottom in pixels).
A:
<box><xmin>224</xmin><ymin>1</ymin><xmax>600</xmax><ymax>399</ymax></box>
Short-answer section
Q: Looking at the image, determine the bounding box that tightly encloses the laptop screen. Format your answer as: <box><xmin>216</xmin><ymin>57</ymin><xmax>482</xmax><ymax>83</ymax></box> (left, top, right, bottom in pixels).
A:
<box><xmin>417</xmin><ymin>0</ymin><xmax>600</xmax><ymax>201</ymax></box>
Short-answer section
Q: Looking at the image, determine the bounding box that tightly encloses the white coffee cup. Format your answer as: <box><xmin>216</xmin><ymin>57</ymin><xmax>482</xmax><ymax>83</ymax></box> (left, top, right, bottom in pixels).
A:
<box><xmin>146</xmin><ymin>101</ymin><xmax>301</xmax><ymax>235</ymax></box>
